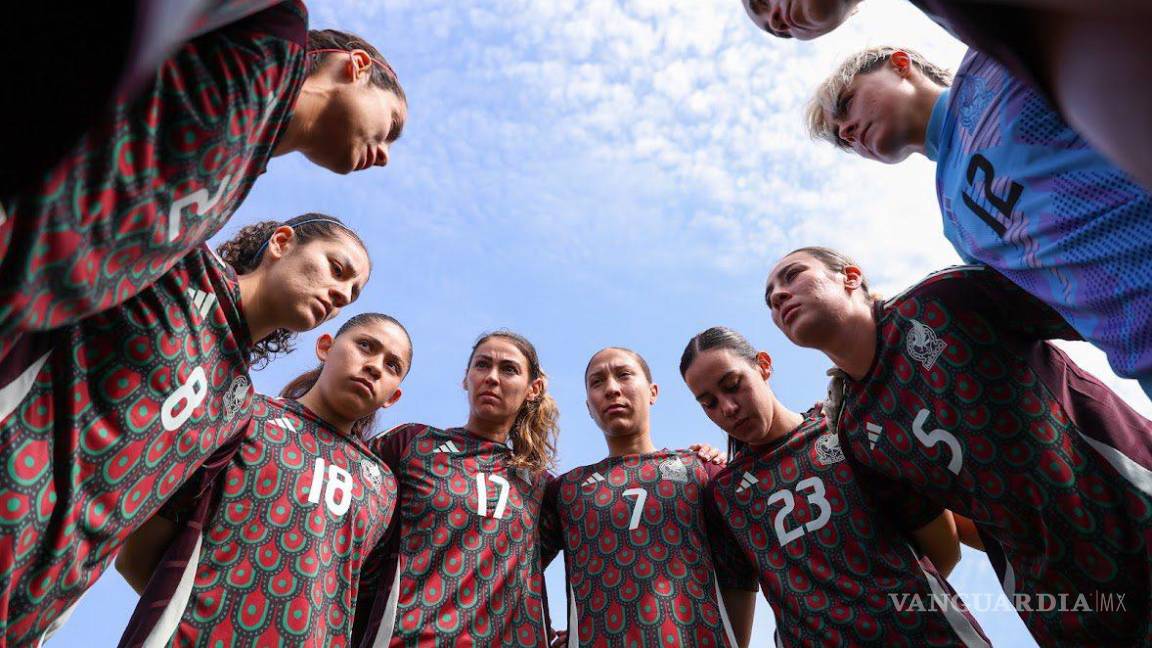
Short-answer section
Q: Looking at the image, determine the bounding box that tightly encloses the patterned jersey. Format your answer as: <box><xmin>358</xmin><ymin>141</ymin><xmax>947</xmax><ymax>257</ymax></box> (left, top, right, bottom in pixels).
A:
<box><xmin>0</xmin><ymin>0</ymin><xmax>308</xmax><ymax>360</ymax></box>
<box><xmin>924</xmin><ymin>49</ymin><xmax>1152</xmax><ymax>389</ymax></box>
<box><xmin>709</xmin><ymin>407</ymin><xmax>989</xmax><ymax>647</ymax></box>
<box><xmin>0</xmin><ymin>245</ymin><xmax>255</xmax><ymax>645</ymax></box>
<box><xmin>830</xmin><ymin>265</ymin><xmax>1152</xmax><ymax>645</ymax></box>
<box><xmin>539</xmin><ymin>450</ymin><xmax>754</xmax><ymax>648</ymax></box>
<box><xmin>357</xmin><ymin>424</ymin><xmax>552</xmax><ymax>647</ymax></box>
<box><xmin>118</xmin><ymin>395</ymin><xmax>397</xmax><ymax>647</ymax></box>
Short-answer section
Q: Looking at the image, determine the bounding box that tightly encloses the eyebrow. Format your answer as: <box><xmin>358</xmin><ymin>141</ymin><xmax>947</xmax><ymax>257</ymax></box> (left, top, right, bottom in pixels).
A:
<box><xmin>765</xmin><ymin>262</ymin><xmax>799</xmax><ymax>302</ymax></box>
<box><xmin>336</xmin><ymin>252</ymin><xmax>366</xmax><ymax>299</ymax></box>
<box><xmin>360</xmin><ymin>333</ymin><xmax>407</xmax><ymax>371</ymax></box>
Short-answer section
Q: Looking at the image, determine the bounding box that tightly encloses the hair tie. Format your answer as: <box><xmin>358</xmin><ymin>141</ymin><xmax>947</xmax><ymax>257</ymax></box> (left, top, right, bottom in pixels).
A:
<box><xmin>250</xmin><ymin>218</ymin><xmax>351</xmax><ymax>264</ymax></box>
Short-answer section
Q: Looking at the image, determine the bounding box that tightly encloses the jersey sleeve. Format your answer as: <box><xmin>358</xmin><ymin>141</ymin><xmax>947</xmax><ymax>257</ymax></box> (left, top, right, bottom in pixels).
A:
<box><xmin>539</xmin><ymin>474</ymin><xmax>563</xmax><ymax>568</ymax></box>
<box><xmin>367</xmin><ymin>423</ymin><xmax>425</xmax><ymax>471</ymax></box>
<box><xmin>704</xmin><ymin>483</ymin><xmax>760</xmax><ymax>592</ymax></box>
<box><xmin>901</xmin><ymin>266</ymin><xmax>1080</xmax><ymax>342</ymax></box>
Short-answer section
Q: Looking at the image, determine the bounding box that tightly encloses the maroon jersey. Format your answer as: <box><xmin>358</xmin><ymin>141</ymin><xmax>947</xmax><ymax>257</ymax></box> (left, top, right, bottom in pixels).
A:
<box><xmin>358</xmin><ymin>424</ymin><xmax>551</xmax><ymax>647</ymax></box>
<box><xmin>119</xmin><ymin>395</ymin><xmax>397</xmax><ymax>647</ymax></box>
<box><xmin>0</xmin><ymin>245</ymin><xmax>254</xmax><ymax>645</ymax></box>
<box><xmin>0</xmin><ymin>0</ymin><xmax>308</xmax><ymax>360</ymax></box>
<box><xmin>540</xmin><ymin>450</ymin><xmax>755</xmax><ymax>647</ymax></box>
<box><xmin>831</xmin><ymin>265</ymin><xmax>1152</xmax><ymax>645</ymax></box>
<box><xmin>709</xmin><ymin>408</ymin><xmax>989</xmax><ymax>647</ymax></box>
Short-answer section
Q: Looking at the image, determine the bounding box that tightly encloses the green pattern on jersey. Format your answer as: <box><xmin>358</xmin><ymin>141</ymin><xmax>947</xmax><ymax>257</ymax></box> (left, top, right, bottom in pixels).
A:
<box><xmin>0</xmin><ymin>246</ymin><xmax>253</xmax><ymax>644</ymax></box>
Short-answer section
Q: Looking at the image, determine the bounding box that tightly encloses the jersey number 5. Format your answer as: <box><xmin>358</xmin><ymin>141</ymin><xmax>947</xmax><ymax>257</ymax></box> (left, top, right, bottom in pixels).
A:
<box><xmin>768</xmin><ymin>477</ymin><xmax>831</xmax><ymax>547</ymax></box>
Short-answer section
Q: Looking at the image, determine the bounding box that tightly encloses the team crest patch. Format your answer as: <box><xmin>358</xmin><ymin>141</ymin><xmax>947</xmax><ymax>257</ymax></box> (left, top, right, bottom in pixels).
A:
<box><xmin>814</xmin><ymin>434</ymin><xmax>845</xmax><ymax>466</ymax></box>
<box><xmin>956</xmin><ymin>73</ymin><xmax>995</xmax><ymax>132</ymax></box>
<box><xmin>222</xmin><ymin>375</ymin><xmax>252</xmax><ymax>418</ymax></box>
<box><xmin>906</xmin><ymin>319</ymin><xmax>947</xmax><ymax>370</ymax></box>
<box><xmin>659</xmin><ymin>457</ymin><xmax>688</xmax><ymax>483</ymax></box>
<box><xmin>361</xmin><ymin>461</ymin><xmax>383</xmax><ymax>489</ymax></box>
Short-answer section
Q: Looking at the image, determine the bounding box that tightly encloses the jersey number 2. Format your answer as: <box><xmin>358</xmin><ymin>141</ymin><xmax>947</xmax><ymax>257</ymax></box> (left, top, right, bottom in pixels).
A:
<box><xmin>768</xmin><ymin>477</ymin><xmax>831</xmax><ymax>547</ymax></box>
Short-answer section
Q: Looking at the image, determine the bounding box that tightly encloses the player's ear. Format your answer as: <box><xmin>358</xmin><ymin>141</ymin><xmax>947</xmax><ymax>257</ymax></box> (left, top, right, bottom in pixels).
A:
<box><xmin>649</xmin><ymin>382</ymin><xmax>659</xmax><ymax>404</ymax></box>
<box><xmin>843</xmin><ymin>264</ymin><xmax>863</xmax><ymax>291</ymax></box>
<box><xmin>756</xmin><ymin>351</ymin><xmax>773</xmax><ymax>380</ymax></box>
<box><xmin>379</xmin><ymin>387</ymin><xmax>402</xmax><ymax>409</ymax></box>
<box><xmin>890</xmin><ymin>50</ymin><xmax>912</xmax><ymax>77</ymax></box>
<box><xmin>315</xmin><ymin>333</ymin><xmax>335</xmax><ymax>362</ymax></box>
<box><xmin>266</xmin><ymin>225</ymin><xmax>296</xmax><ymax>261</ymax></box>
<box><xmin>348</xmin><ymin>49</ymin><xmax>374</xmax><ymax>85</ymax></box>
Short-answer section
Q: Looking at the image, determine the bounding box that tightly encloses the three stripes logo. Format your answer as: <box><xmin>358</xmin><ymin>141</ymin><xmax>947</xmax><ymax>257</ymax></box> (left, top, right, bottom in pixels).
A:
<box><xmin>581</xmin><ymin>472</ymin><xmax>606</xmax><ymax>490</ymax></box>
<box><xmin>434</xmin><ymin>440</ymin><xmax>461</xmax><ymax>454</ymax></box>
<box><xmin>866</xmin><ymin>423</ymin><xmax>883</xmax><ymax>451</ymax></box>
<box><xmin>267</xmin><ymin>417</ymin><xmax>297</xmax><ymax>432</ymax></box>
<box><xmin>188</xmin><ymin>288</ymin><xmax>217</xmax><ymax>320</ymax></box>
<box><xmin>735</xmin><ymin>471</ymin><xmax>758</xmax><ymax>494</ymax></box>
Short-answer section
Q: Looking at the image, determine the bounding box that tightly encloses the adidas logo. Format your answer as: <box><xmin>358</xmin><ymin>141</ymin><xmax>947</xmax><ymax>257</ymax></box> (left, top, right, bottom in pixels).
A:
<box><xmin>735</xmin><ymin>472</ymin><xmax>758</xmax><ymax>494</ymax></box>
<box><xmin>267</xmin><ymin>417</ymin><xmax>297</xmax><ymax>432</ymax></box>
<box><xmin>866</xmin><ymin>423</ymin><xmax>882</xmax><ymax>451</ymax></box>
<box><xmin>581</xmin><ymin>472</ymin><xmax>606</xmax><ymax>488</ymax></box>
<box><xmin>434</xmin><ymin>441</ymin><xmax>460</xmax><ymax>454</ymax></box>
<box><xmin>188</xmin><ymin>288</ymin><xmax>217</xmax><ymax>319</ymax></box>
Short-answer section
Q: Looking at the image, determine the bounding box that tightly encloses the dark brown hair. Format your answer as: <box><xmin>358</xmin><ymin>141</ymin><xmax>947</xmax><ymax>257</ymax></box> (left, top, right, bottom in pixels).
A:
<box><xmin>280</xmin><ymin>313</ymin><xmax>412</xmax><ymax>438</ymax></box>
<box><xmin>307</xmin><ymin>29</ymin><xmax>406</xmax><ymax>108</ymax></box>
<box><xmin>679</xmin><ymin>326</ymin><xmax>760</xmax><ymax>459</ymax></box>
<box><xmin>468</xmin><ymin>330</ymin><xmax>559</xmax><ymax>474</ymax></box>
<box><xmin>216</xmin><ymin>213</ymin><xmax>368</xmax><ymax>368</ymax></box>
<box><xmin>765</xmin><ymin>246</ymin><xmax>874</xmax><ymax>307</ymax></box>
<box><xmin>584</xmin><ymin>347</ymin><xmax>653</xmax><ymax>384</ymax></box>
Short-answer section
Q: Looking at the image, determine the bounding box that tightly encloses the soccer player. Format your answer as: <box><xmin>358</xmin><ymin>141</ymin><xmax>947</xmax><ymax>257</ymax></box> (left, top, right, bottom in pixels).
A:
<box><xmin>355</xmin><ymin>330</ymin><xmax>559</xmax><ymax>647</ymax></box>
<box><xmin>741</xmin><ymin>0</ymin><xmax>1152</xmax><ymax>190</ymax></box>
<box><xmin>765</xmin><ymin>247</ymin><xmax>1152</xmax><ymax>644</ymax></box>
<box><xmin>681</xmin><ymin>326</ymin><xmax>989</xmax><ymax>647</ymax></box>
<box><xmin>539</xmin><ymin>347</ymin><xmax>758</xmax><ymax>647</ymax></box>
<box><xmin>0</xmin><ymin>1</ymin><xmax>407</xmax><ymax>359</ymax></box>
<box><xmin>0</xmin><ymin>214</ymin><xmax>371</xmax><ymax>645</ymax></box>
<box><xmin>115</xmin><ymin>312</ymin><xmax>410</xmax><ymax>646</ymax></box>
<box><xmin>805</xmin><ymin>45</ymin><xmax>1152</xmax><ymax>400</ymax></box>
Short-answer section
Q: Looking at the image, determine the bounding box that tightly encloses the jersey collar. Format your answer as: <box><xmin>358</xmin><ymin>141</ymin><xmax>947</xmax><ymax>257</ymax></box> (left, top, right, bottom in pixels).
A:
<box><xmin>924</xmin><ymin>89</ymin><xmax>951</xmax><ymax>162</ymax></box>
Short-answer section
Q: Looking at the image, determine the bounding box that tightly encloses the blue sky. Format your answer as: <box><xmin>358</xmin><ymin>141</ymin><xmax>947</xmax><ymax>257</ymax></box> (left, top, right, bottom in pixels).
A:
<box><xmin>55</xmin><ymin>0</ymin><xmax>1150</xmax><ymax>645</ymax></box>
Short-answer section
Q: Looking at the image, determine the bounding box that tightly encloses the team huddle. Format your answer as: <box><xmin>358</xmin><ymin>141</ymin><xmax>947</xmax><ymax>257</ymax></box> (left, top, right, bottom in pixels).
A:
<box><xmin>1</xmin><ymin>0</ymin><xmax>1150</xmax><ymax>646</ymax></box>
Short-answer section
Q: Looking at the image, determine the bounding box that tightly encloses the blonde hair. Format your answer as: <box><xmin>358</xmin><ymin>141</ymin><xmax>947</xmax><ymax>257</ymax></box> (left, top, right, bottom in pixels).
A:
<box><xmin>806</xmin><ymin>46</ymin><xmax>953</xmax><ymax>149</ymax></box>
<box><xmin>468</xmin><ymin>331</ymin><xmax>559</xmax><ymax>474</ymax></box>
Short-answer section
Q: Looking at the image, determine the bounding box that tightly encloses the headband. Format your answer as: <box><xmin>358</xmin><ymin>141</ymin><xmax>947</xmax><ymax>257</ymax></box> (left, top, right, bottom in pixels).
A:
<box><xmin>251</xmin><ymin>218</ymin><xmax>351</xmax><ymax>263</ymax></box>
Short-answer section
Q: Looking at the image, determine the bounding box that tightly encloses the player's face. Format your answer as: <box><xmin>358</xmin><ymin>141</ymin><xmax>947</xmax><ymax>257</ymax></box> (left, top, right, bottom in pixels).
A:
<box><xmin>829</xmin><ymin>62</ymin><xmax>922</xmax><ymax>163</ymax></box>
<box><xmin>742</xmin><ymin>0</ymin><xmax>857</xmax><ymax>40</ymax></box>
<box><xmin>585</xmin><ymin>349</ymin><xmax>658</xmax><ymax>438</ymax></box>
<box><xmin>465</xmin><ymin>338</ymin><xmax>542</xmax><ymax>425</ymax></box>
<box><xmin>311</xmin><ymin>84</ymin><xmax>405</xmax><ymax>175</ymax></box>
<box><xmin>765</xmin><ymin>251</ymin><xmax>855</xmax><ymax>349</ymax></box>
<box><xmin>264</xmin><ymin>233</ymin><xmax>371</xmax><ymax>333</ymax></box>
<box><xmin>317</xmin><ymin>320</ymin><xmax>408</xmax><ymax>418</ymax></box>
<box><xmin>684</xmin><ymin>348</ymin><xmax>777</xmax><ymax>446</ymax></box>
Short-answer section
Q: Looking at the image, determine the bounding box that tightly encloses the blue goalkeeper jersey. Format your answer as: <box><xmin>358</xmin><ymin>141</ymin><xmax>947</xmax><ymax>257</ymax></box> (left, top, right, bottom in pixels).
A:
<box><xmin>925</xmin><ymin>49</ymin><xmax>1152</xmax><ymax>392</ymax></box>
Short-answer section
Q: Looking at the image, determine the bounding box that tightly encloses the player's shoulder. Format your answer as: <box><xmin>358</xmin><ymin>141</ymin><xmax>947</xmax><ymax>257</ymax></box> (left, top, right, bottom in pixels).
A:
<box><xmin>882</xmin><ymin>264</ymin><xmax>1004</xmax><ymax>313</ymax></box>
<box><xmin>376</xmin><ymin>422</ymin><xmax>439</xmax><ymax>441</ymax></box>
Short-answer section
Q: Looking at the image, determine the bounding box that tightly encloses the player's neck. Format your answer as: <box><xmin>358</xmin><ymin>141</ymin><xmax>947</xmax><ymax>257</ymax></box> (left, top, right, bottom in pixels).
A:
<box><xmin>604</xmin><ymin>429</ymin><xmax>657</xmax><ymax>458</ymax></box>
<box><xmin>762</xmin><ymin>402</ymin><xmax>805</xmax><ymax>445</ymax></box>
<box><xmin>274</xmin><ymin>86</ymin><xmax>324</xmax><ymax>158</ymax></box>
<box><xmin>296</xmin><ymin>389</ymin><xmax>355</xmax><ymax>436</ymax></box>
<box><xmin>237</xmin><ymin>273</ymin><xmax>277</xmax><ymax>343</ymax></box>
<box><xmin>823</xmin><ymin>302</ymin><xmax>877</xmax><ymax>381</ymax></box>
<box><xmin>911</xmin><ymin>83</ymin><xmax>946</xmax><ymax>157</ymax></box>
<box><xmin>463</xmin><ymin>414</ymin><xmax>512</xmax><ymax>445</ymax></box>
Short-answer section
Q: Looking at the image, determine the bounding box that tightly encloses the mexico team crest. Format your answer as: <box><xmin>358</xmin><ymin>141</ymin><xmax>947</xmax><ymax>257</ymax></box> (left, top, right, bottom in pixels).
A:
<box><xmin>223</xmin><ymin>375</ymin><xmax>252</xmax><ymax>418</ymax></box>
<box><xmin>659</xmin><ymin>457</ymin><xmax>688</xmax><ymax>483</ymax></box>
<box><xmin>814</xmin><ymin>434</ymin><xmax>845</xmax><ymax>466</ymax></box>
<box><xmin>361</xmin><ymin>461</ymin><xmax>383</xmax><ymax>490</ymax></box>
<box><xmin>906</xmin><ymin>319</ymin><xmax>947</xmax><ymax>370</ymax></box>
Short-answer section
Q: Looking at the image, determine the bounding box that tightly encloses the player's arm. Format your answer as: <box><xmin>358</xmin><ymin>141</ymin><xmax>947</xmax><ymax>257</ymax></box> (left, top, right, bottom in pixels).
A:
<box><xmin>910</xmin><ymin>511</ymin><xmax>961</xmax><ymax>577</ymax></box>
<box><xmin>688</xmin><ymin>442</ymin><xmax>727</xmax><ymax>465</ymax></box>
<box><xmin>116</xmin><ymin>515</ymin><xmax>179</xmax><ymax>594</ymax></box>
<box><xmin>952</xmin><ymin>513</ymin><xmax>985</xmax><ymax>551</ymax></box>
<box><xmin>721</xmin><ymin>588</ymin><xmax>757</xmax><ymax>648</ymax></box>
<box><xmin>539</xmin><ymin>474</ymin><xmax>563</xmax><ymax>568</ymax></box>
